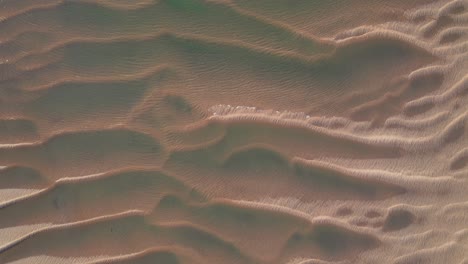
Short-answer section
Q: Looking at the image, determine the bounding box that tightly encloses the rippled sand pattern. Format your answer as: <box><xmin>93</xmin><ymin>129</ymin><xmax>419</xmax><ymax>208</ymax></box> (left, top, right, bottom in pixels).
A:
<box><xmin>0</xmin><ymin>0</ymin><xmax>467</xmax><ymax>263</ymax></box>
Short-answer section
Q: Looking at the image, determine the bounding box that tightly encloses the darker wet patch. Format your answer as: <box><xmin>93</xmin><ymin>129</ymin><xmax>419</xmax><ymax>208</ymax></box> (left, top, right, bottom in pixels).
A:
<box><xmin>312</xmin><ymin>224</ymin><xmax>378</xmax><ymax>254</ymax></box>
<box><xmin>164</xmin><ymin>94</ymin><xmax>193</xmax><ymax>113</ymax></box>
<box><xmin>409</xmin><ymin>72</ymin><xmax>444</xmax><ymax>94</ymax></box>
<box><xmin>104</xmin><ymin>250</ymin><xmax>181</xmax><ymax>264</ymax></box>
<box><xmin>365</xmin><ymin>210</ymin><xmax>382</xmax><ymax>219</ymax></box>
<box><xmin>372</xmin><ymin>221</ymin><xmax>383</xmax><ymax>228</ymax></box>
<box><xmin>158</xmin><ymin>194</ymin><xmax>184</xmax><ymax>209</ymax></box>
<box><xmin>412</xmin><ymin>14</ymin><xmax>428</xmax><ymax>23</ymax></box>
<box><xmin>223</xmin><ymin>147</ymin><xmax>288</xmax><ymax>171</ymax></box>
<box><xmin>448</xmin><ymin>4</ymin><xmax>465</xmax><ymax>15</ymax></box>
<box><xmin>141</xmin><ymin>252</ymin><xmax>180</xmax><ymax>264</ymax></box>
<box><xmin>0</xmin><ymin>119</ymin><xmax>39</xmax><ymax>143</ymax></box>
<box><xmin>335</xmin><ymin>207</ymin><xmax>353</xmax><ymax>217</ymax></box>
<box><xmin>52</xmin><ymin>197</ymin><xmax>62</xmax><ymax>210</ymax></box>
<box><xmin>355</xmin><ymin>221</ymin><xmax>368</xmax><ymax>227</ymax></box>
<box><xmin>450</xmin><ymin>153</ymin><xmax>468</xmax><ymax>170</ymax></box>
<box><xmin>197</xmin><ymin>203</ymin><xmax>257</xmax><ymax>225</ymax></box>
<box><xmin>172</xmin><ymin>224</ymin><xmax>247</xmax><ymax>261</ymax></box>
<box><xmin>443</xmin><ymin>122</ymin><xmax>465</xmax><ymax>144</ymax></box>
<box><xmin>28</xmin><ymin>78</ymin><xmax>148</xmax><ymax>122</ymax></box>
<box><xmin>404</xmin><ymin>101</ymin><xmax>435</xmax><ymax>117</ymax></box>
<box><xmin>440</xmin><ymin>32</ymin><xmax>462</xmax><ymax>44</ymax></box>
<box><xmin>0</xmin><ymin>166</ymin><xmax>47</xmax><ymax>189</ymax></box>
<box><xmin>43</xmin><ymin>129</ymin><xmax>163</xmax><ymax>169</ymax></box>
<box><xmin>423</xmin><ymin>15</ymin><xmax>454</xmax><ymax>38</ymax></box>
<box><xmin>382</xmin><ymin>209</ymin><xmax>415</xmax><ymax>232</ymax></box>
<box><xmin>294</xmin><ymin>162</ymin><xmax>406</xmax><ymax>200</ymax></box>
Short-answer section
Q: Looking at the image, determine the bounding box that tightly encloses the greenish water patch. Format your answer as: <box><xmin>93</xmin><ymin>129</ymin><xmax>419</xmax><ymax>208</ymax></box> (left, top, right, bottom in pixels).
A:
<box><xmin>165</xmin><ymin>0</ymin><xmax>208</xmax><ymax>12</ymax></box>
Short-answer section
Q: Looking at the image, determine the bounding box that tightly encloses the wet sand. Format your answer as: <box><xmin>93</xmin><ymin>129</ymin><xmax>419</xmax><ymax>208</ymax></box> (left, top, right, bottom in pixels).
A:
<box><xmin>0</xmin><ymin>0</ymin><xmax>467</xmax><ymax>263</ymax></box>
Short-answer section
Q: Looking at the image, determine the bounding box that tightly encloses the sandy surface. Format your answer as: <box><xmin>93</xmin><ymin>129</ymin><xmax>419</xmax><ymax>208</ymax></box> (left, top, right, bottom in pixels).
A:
<box><xmin>0</xmin><ymin>0</ymin><xmax>467</xmax><ymax>263</ymax></box>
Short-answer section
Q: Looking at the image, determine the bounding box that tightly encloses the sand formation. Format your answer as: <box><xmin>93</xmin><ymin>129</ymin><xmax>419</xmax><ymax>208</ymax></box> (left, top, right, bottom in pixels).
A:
<box><xmin>0</xmin><ymin>0</ymin><xmax>467</xmax><ymax>263</ymax></box>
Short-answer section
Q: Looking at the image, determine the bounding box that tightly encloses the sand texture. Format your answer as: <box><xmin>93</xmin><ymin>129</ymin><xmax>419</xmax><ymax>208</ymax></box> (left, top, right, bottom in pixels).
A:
<box><xmin>0</xmin><ymin>0</ymin><xmax>467</xmax><ymax>263</ymax></box>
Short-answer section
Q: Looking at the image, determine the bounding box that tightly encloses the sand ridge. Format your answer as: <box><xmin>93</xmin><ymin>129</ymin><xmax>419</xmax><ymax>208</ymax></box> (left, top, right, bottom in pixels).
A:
<box><xmin>0</xmin><ymin>0</ymin><xmax>467</xmax><ymax>263</ymax></box>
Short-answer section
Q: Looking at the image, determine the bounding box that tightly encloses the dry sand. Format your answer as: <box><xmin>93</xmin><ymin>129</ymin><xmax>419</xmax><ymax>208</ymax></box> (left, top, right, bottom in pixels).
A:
<box><xmin>0</xmin><ymin>0</ymin><xmax>467</xmax><ymax>263</ymax></box>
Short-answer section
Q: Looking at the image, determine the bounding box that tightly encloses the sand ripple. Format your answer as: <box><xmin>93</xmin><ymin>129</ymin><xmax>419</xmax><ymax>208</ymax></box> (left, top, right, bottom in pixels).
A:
<box><xmin>0</xmin><ymin>0</ymin><xmax>467</xmax><ymax>263</ymax></box>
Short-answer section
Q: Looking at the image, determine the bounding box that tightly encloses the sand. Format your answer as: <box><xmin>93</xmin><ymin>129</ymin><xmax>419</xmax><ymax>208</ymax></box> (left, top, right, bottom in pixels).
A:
<box><xmin>0</xmin><ymin>0</ymin><xmax>467</xmax><ymax>263</ymax></box>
